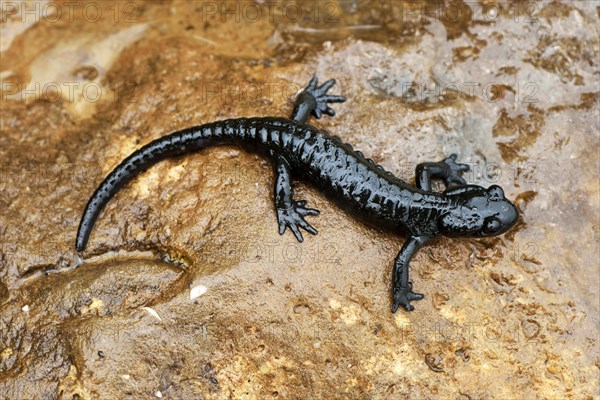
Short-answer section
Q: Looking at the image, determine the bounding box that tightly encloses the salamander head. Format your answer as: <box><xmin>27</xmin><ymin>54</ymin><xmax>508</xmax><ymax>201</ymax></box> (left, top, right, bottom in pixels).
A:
<box><xmin>438</xmin><ymin>185</ymin><xmax>518</xmax><ymax>238</ymax></box>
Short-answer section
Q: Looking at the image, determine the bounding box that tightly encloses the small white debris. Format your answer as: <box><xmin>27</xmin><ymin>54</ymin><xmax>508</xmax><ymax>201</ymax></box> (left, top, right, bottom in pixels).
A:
<box><xmin>190</xmin><ymin>284</ymin><xmax>208</xmax><ymax>300</ymax></box>
<box><xmin>121</xmin><ymin>374</ymin><xmax>130</xmax><ymax>380</ymax></box>
<box><xmin>142</xmin><ymin>307</ymin><xmax>162</xmax><ymax>322</ymax></box>
<box><xmin>21</xmin><ymin>305</ymin><xmax>29</xmax><ymax>313</ymax></box>
<box><xmin>155</xmin><ymin>390</ymin><xmax>163</xmax><ymax>398</ymax></box>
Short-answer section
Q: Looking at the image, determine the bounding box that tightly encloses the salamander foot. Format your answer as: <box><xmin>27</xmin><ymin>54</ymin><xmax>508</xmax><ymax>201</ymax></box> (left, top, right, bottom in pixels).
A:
<box><xmin>442</xmin><ymin>154</ymin><xmax>470</xmax><ymax>187</ymax></box>
<box><xmin>277</xmin><ymin>200</ymin><xmax>320</xmax><ymax>242</ymax></box>
<box><xmin>301</xmin><ymin>76</ymin><xmax>346</xmax><ymax>118</ymax></box>
<box><xmin>392</xmin><ymin>282</ymin><xmax>424</xmax><ymax>313</ymax></box>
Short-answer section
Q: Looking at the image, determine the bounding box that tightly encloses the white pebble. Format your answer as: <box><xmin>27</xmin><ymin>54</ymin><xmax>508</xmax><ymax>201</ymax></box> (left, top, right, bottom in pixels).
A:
<box><xmin>21</xmin><ymin>305</ymin><xmax>29</xmax><ymax>313</ymax></box>
<box><xmin>142</xmin><ymin>307</ymin><xmax>162</xmax><ymax>322</ymax></box>
<box><xmin>190</xmin><ymin>285</ymin><xmax>208</xmax><ymax>300</ymax></box>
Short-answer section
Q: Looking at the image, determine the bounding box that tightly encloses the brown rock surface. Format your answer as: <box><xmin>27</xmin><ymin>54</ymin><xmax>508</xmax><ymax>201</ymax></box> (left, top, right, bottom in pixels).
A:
<box><xmin>1</xmin><ymin>1</ymin><xmax>598</xmax><ymax>399</ymax></box>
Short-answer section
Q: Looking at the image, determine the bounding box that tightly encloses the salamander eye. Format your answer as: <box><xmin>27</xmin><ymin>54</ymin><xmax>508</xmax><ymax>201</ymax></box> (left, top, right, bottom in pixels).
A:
<box><xmin>483</xmin><ymin>217</ymin><xmax>502</xmax><ymax>234</ymax></box>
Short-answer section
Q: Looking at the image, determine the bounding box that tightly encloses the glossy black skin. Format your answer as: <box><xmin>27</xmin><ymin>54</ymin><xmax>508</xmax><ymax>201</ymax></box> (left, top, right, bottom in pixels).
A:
<box><xmin>76</xmin><ymin>76</ymin><xmax>519</xmax><ymax>313</ymax></box>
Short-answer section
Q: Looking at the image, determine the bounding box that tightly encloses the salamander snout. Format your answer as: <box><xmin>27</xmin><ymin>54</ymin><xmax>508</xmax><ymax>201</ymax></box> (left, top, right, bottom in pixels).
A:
<box><xmin>479</xmin><ymin>185</ymin><xmax>519</xmax><ymax>237</ymax></box>
<box><xmin>438</xmin><ymin>185</ymin><xmax>519</xmax><ymax>238</ymax></box>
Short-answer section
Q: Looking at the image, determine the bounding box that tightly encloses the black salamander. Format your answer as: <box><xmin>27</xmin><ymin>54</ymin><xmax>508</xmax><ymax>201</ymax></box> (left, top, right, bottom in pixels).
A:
<box><xmin>76</xmin><ymin>76</ymin><xmax>518</xmax><ymax>312</ymax></box>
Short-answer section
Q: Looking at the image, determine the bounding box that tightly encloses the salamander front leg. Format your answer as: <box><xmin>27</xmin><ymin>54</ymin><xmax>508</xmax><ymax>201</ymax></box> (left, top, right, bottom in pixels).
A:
<box><xmin>274</xmin><ymin>155</ymin><xmax>320</xmax><ymax>242</ymax></box>
<box><xmin>415</xmin><ymin>154</ymin><xmax>470</xmax><ymax>192</ymax></box>
<box><xmin>291</xmin><ymin>76</ymin><xmax>346</xmax><ymax>123</ymax></box>
<box><xmin>392</xmin><ymin>236</ymin><xmax>433</xmax><ymax>312</ymax></box>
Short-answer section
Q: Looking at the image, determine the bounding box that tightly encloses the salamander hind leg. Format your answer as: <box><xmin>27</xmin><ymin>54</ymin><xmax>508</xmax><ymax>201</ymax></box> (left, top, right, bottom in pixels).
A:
<box><xmin>291</xmin><ymin>76</ymin><xmax>346</xmax><ymax>123</ymax></box>
<box><xmin>277</xmin><ymin>200</ymin><xmax>320</xmax><ymax>243</ymax></box>
<box><xmin>274</xmin><ymin>156</ymin><xmax>320</xmax><ymax>242</ymax></box>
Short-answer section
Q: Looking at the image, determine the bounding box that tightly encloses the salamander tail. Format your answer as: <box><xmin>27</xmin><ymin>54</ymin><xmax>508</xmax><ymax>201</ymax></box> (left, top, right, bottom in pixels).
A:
<box><xmin>75</xmin><ymin>126</ymin><xmax>213</xmax><ymax>251</ymax></box>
